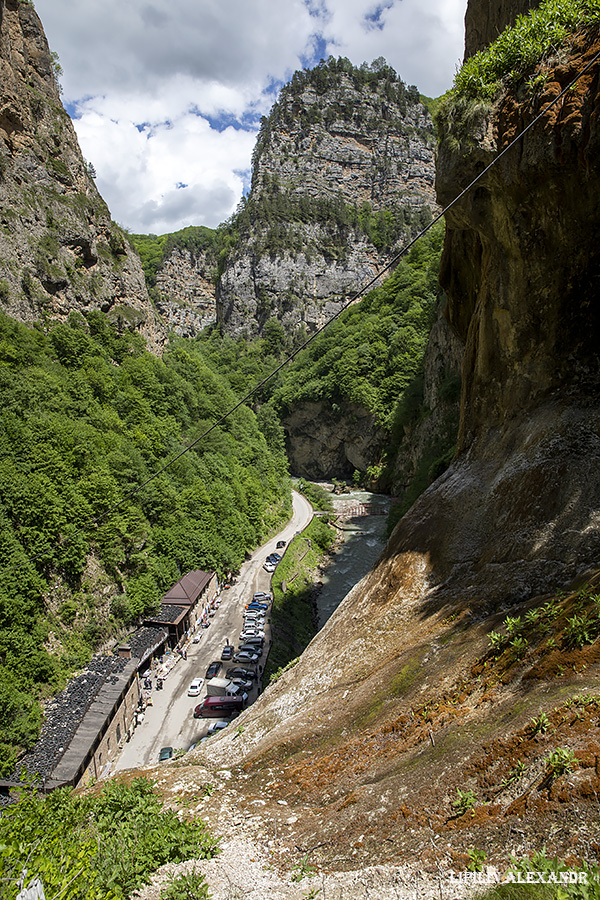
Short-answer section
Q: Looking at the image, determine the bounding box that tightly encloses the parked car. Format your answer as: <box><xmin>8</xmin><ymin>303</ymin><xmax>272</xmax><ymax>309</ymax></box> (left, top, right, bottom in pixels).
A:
<box><xmin>239</xmin><ymin>643</ymin><xmax>263</xmax><ymax>657</ymax></box>
<box><xmin>205</xmin><ymin>661</ymin><xmax>222</xmax><ymax>679</ymax></box>
<box><xmin>263</xmin><ymin>561</ymin><xmax>276</xmax><ymax>572</ymax></box>
<box><xmin>226</xmin><ymin>666</ymin><xmax>257</xmax><ymax>681</ymax></box>
<box><xmin>233</xmin><ymin>650</ymin><xmax>260</xmax><ymax>664</ymax></box>
<box><xmin>221</xmin><ymin>644</ymin><xmax>234</xmax><ymax>660</ymax></box>
<box><xmin>231</xmin><ymin>677</ymin><xmax>253</xmax><ymax>690</ymax></box>
<box><xmin>244</xmin><ymin>610</ymin><xmax>266</xmax><ymax>620</ymax></box>
<box><xmin>276</xmin><ymin>540</ymin><xmax>286</xmax><ymax>549</ymax></box>
<box><xmin>207</xmin><ymin>719</ymin><xmax>230</xmax><ymax>736</ymax></box>
<box><xmin>252</xmin><ymin>592</ymin><xmax>271</xmax><ymax>602</ymax></box>
<box><xmin>240</xmin><ymin>630</ymin><xmax>265</xmax><ymax>641</ymax></box>
<box><xmin>194</xmin><ymin>695</ymin><xmax>245</xmax><ymax>717</ymax></box>
<box><xmin>241</xmin><ymin>640</ymin><xmax>264</xmax><ymax>652</ymax></box>
<box><xmin>246</xmin><ymin>601</ymin><xmax>269</xmax><ymax>611</ymax></box>
<box><xmin>158</xmin><ymin>746</ymin><xmax>173</xmax><ymax>762</ymax></box>
<box><xmin>187</xmin><ymin>677</ymin><xmax>204</xmax><ymax>697</ymax></box>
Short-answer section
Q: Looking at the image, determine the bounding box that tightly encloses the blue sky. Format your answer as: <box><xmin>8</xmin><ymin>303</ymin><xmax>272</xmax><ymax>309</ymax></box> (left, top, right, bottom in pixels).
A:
<box><xmin>33</xmin><ymin>0</ymin><xmax>467</xmax><ymax>235</ymax></box>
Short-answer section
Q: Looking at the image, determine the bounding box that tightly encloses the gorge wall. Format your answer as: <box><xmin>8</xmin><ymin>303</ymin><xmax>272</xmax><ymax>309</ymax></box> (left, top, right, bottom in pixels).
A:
<box><xmin>464</xmin><ymin>0</ymin><xmax>542</xmax><ymax>57</ymax></box>
<box><xmin>180</xmin><ymin>7</ymin><xmax>600</xmax><ymax>886</ymax></box>
<box><xmin>0</xmin><ymin>0</ymin><xmax>164</xmax><ymax>351</ymax></box>
<box><xmin>153</xmin><ymin>246</ymin><xmax>216</xmax><ymax>338</ymax></box>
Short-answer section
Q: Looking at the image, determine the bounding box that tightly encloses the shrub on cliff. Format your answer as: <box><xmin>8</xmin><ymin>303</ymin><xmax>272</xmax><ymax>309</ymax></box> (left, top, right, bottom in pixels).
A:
<box><xmin>450</xmin><ymin>0</ymin><xmax>600</xmax><ymax>101</ymax></box>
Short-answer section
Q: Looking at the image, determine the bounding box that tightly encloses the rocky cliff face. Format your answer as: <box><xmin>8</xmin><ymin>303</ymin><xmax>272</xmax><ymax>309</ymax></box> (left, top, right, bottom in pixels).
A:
<box><xmin>217</xmin><ymin>58</ymin><xmax>438</xmax><ymax>339</ymax></box>
<box><xmin>388</xmin><ymin>301</ymin><xmax>463</xmax><ymax>498</ymax></box>
<box><xmin>464</xmin><ymin>0</ymin><xmax>541</xmax><ymax>57</ymax></box>
<box><xmin>0</xmin><ymin>0</ymin><xmax>164</xmax><ymax>350</ymax></box>
<box><xmin>154</xmin><ymin>246</ymin><xmax>216</xmax><ymax>338</ymax></box>
<box><xmin>281</xmin><ymin>400</ymin><xmax>387</xmax><ymax>481</ymax></box>
<box><xmin>150</xmin><ymin>13</ymin><xmax>600</xmax><ymax>893</ymax></box>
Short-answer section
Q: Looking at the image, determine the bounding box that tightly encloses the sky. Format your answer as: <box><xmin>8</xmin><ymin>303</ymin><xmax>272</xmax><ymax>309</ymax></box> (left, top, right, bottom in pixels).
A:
<box><xmin>33</xmin><ymin>0</ymin><xmax>467</xmax><ymax>236</ymax></box>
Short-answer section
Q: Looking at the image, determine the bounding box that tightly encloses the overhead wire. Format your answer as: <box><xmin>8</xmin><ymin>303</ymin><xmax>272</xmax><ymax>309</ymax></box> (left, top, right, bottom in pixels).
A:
<box><xmin>8</xmin><ymin>43</ymin><xmax>600</xmax><ymax>570</ymax></box>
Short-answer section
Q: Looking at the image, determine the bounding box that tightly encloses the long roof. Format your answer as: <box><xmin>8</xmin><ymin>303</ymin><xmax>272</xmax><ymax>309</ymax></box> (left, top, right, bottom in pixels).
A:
<box><xmin>161</xmin><ymin>569</ymin><xmax>213</xmax><ymax>605</ymax></box>
<box><xmin>47</xmin><ymin>659</ymin><xmax>139</xmax><ymax>789</ymax></box>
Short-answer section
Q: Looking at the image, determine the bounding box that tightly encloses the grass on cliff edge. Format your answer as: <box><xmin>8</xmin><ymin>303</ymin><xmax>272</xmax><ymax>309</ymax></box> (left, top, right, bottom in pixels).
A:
<box><xmin>449</xmin><ymin>0</ymin><xmax>600</xmax><ymax>101</ymax></box>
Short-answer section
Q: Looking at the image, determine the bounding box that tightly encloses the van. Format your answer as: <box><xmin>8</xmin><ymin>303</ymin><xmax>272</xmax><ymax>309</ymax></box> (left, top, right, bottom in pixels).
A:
<box><xmin>194</xmin><ymin>695</ymin><xmax>245</xmax><ymax>718</ymax></box>
<box><xmin>206</xmin><ymin>677</ymin><xmax>240</xmax><ymax>697</ymax></box>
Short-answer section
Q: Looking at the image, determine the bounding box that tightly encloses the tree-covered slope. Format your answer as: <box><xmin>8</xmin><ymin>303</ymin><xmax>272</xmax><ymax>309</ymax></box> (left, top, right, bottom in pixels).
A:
<box><xmin>129</xmin><ymin>225</ymin><xmax>218</xmax><ymax>296</ymax></box>
<box><xmin>271</xmin><ymin>220</ymin><xmax>459</xmax><ymax>491</ymax></box>
<box><xmin>0</xmin><ymin>310</ymin><xmax>290</xmax><ymax>774</ymax></box>
<box><xmin>274</xmin><ymin>222</ymin><xmax>444</xmax><ymax>427</ymax></box>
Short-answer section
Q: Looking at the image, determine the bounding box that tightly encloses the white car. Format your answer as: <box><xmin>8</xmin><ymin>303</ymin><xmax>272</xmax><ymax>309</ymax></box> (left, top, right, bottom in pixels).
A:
<box><xmin>263</xmin><ymin>561</ymin><xmax>276</xmax><ymax>572</ymax></box>
<box><xmin>187</xmin><ymin>677</ymin><xmax>204</xmax><ymax>697</ymax></box>
<box><xmin>243</xmin><ymin>615</ymin><xmax>266</xmax><ymax>625</ymax></box>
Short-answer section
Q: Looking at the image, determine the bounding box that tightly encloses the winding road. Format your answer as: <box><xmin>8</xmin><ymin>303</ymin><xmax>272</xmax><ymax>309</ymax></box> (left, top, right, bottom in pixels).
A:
<box><xmin>113</xmin><ymin>489</ymin><xmax>313</xmax><ymax>772</ymax></box>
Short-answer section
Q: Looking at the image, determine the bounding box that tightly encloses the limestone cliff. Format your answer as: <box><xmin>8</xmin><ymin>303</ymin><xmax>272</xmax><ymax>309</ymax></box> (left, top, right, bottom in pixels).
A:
<box><xmin>387</xmin><ymin>301</ymin><xmax>463</xmax><ymax>502</ymax></box>
<box><xmin>154</xmin><ymin>246</ymin><xmax>216</xmax><ymax>338</ymax></box>
<box><xmin>281</xmin><ymin>400</ymin><xmax>387</xmax><ymax>481</ymax></box>
<box><xmin>0</xmin><ymin>0</ymin><xmax>164</xmax><ymax>350</ymax></box>
<box><xmin>216</xmin><ymin>57</ymin><xmax>438</xmax><ymax>339</ymax></box>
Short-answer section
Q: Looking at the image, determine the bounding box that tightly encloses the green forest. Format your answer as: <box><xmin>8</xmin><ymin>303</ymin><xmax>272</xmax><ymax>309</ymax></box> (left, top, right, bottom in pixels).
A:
<box><xmin>0</xmin><ymin>776</ymin><xmax>218</xmax><ymax>900</ymax></box>
<box><xmin>0</xmin><ymin>310</ymin><xmax>290</xmax><ymax>775</ymax></box>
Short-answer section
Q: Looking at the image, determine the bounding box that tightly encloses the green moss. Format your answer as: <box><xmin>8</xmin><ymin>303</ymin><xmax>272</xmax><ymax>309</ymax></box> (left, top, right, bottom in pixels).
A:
<box><xmin>390</xmin><ymin>657</ymin><xmax>422</xmax><ymax>696</ymax></box>
<box><xmin>48</xmin><ymin>156</ymin><xmax>70</xmax><ymax>178</ymax></box>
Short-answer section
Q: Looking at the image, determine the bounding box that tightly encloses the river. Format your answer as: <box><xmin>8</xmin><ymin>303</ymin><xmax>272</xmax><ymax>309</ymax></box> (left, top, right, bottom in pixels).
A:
<box><xmin>314</xmin><ymin>488</ymin><xmax>391</xmax><ymax>627</ymax></box>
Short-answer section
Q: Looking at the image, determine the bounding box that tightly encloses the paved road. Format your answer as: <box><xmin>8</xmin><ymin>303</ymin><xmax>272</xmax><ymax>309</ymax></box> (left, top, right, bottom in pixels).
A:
<box><xmin>114</xmin><ymin>489</ymin><xmax>313</xmax><ymax>772</ymax></box>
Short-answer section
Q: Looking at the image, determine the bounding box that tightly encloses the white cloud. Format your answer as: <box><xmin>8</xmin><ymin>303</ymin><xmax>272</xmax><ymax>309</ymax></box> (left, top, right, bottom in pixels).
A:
<box><xmin>33</xmin><ymin>0</ymin><xmax>467</xmax><ymax>233</ymax></box>
<box><xmin>320</xmin><ymin>0</ymin><xmax>466</xmax><ymax>94</ymax></box>
<box><xmin>74</xmin><ymin>101</ymin><xmax>256</xmax><ymax>234</ymax></box>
